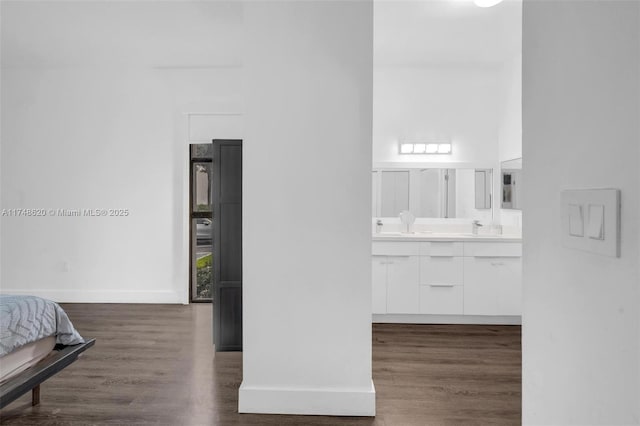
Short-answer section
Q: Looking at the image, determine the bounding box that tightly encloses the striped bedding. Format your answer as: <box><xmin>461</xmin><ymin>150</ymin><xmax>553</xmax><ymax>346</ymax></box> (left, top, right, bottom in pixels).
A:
<box><xmin>0</xmin><ymin>295</ymin><xmax>84</xmax><ymax>357</ymax></box>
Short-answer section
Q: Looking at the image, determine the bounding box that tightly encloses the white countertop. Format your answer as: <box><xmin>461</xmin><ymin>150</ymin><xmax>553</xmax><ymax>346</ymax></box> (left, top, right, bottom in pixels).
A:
<box><xmin>372</xmin><ymin>232</ymin><xmax>522</xmax><ymax>243</ymax></box>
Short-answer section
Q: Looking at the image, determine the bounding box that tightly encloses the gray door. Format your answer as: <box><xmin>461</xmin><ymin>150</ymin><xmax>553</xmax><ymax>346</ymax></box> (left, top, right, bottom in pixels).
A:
<box><xmin>212</xmin><ymin>139</ymin><xmax>242</xmax><ymax>351</ymax></box>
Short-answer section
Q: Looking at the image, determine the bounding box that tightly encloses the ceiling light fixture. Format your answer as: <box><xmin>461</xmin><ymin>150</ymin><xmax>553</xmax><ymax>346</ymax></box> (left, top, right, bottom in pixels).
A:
<box><xmin>473</xmin><ymin>0</ymin><xmax>504</xmax><ymax>7</ymax></box>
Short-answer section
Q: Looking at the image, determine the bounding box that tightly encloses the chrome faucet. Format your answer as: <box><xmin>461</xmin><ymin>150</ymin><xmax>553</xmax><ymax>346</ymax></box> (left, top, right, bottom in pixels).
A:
<box><xmin>376</xmin><ymin>219</ymin><xmax>383</xmax><ymax>233</ymax></box>
<box><xmin>472</xmin><ymin>220</ymin><xmax>483</xmax><ymax>235</ymax></box>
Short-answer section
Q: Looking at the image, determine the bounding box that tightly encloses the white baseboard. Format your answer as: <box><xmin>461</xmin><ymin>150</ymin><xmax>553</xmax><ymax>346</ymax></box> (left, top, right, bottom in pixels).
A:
<box><xmin>0</xmin><ymin>289</ymin><xmax>187</xmax><ymax>304</ymax></box>
<box><xmin>372</xmin><ymin>313</ymin><xmax>521</xmax><ymax>325</ymax></box>
<box><xmin>238</xmin><ymin>380</ymin><xmax>376</xmax><ymax>416</ymax></box>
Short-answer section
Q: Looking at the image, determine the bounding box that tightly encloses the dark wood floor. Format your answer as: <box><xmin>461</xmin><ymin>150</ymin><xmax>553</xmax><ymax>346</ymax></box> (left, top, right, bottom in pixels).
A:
<box><xmin>0</xmin><ymin>304</ymin><xmax>521</xmax><ymax>425</ymax></box>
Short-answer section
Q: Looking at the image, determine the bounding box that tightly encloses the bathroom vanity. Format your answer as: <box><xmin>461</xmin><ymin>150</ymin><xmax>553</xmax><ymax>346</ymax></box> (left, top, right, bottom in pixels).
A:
<box><xmin>371</xmin><ymin>161</ymin><xmax>523</xmax><ymax>325</ymax></box>
<box><xmin>372</xmin><ymin>233</ymin><xmax>522</xmax><ymax>325</ymax></box>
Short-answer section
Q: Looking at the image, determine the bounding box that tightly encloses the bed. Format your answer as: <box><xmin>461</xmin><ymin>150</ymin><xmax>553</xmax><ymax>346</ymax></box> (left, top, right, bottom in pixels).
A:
<box><xmin>0</xmin><ymin>295</ymin><xmax>95</xmax><ymax>409</ymax></box>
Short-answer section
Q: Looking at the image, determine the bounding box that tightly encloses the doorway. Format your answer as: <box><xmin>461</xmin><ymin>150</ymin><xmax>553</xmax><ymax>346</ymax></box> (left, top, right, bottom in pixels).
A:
<box><xmin>189</xmin><ymin>140</ymin><xmax>243</xmax><ymax>351</ymax></box>
<box><xmin>189</xmin><ymin>143</ymin><xmax>213</xmax><ymax>302</ymax></box>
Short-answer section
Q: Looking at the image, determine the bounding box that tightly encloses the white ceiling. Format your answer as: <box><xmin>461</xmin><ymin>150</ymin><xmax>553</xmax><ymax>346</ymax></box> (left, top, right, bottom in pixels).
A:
<box><xmin>1</xmin><ymin>0</ymin><xmax>521</xmax><ymax>69</ymax></box>
<box><xmin>374</xmin><ymin>0</ymin><xmax>522</xmax><ymax>66</ymax></box>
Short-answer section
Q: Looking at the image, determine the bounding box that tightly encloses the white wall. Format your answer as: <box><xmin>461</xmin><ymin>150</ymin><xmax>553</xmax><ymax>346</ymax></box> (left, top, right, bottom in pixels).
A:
<box><xmin>1</xmin><ymin>68</ymin><xmax>173</xmax><ymax>302</ymax></box>
<box><xmin>522</xmin><ymin>1</ymin><xmax>639</xmax><ymax>424</ymax></box>
<box><xmin>241</xmin><ymin>0</ymin><xmax>374</xmax><ymax>416</ymax></box>
<box><xmin>373</xmin><ymin>66</ymin><xmax>499</xmax><ymax>165</ymax></box>
<box><xmin>0</xmin><ymin>1</ymin><xmax>244</xmax><ymax>303</ymax></box>
<box><xmin>498</xmin><ymin>53</ymin><xmax>522</xmax><ymax>163</ymax></box>
<box><xmin>1</xmin><ymin>65</ymin><xmax>242</xmax><ymax>303</ymax></box>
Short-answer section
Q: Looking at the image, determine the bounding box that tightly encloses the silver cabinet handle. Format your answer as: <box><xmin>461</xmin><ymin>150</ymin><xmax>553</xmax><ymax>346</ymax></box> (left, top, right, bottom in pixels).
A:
<box><xmin>491</xmin><ymin>262</ymin><xmax>505</xmax><ymax>266</ymax></box>
<box><xmin>429</xmin><ymin>283</ymin><xmax>455</xmax><ymax>287</ymax></box>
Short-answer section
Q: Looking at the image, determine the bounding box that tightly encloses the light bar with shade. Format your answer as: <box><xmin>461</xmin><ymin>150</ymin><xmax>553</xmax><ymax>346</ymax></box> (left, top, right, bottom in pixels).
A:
<box><xmin>399</xmin><ymin>141</ymin><xmax>452</xmax><ymax>155</ymax></box>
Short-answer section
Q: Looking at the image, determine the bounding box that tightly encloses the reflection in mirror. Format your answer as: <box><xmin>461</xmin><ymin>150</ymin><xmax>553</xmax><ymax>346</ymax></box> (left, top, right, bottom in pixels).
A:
<box><xmin>417</xmin><ymin>169</ymin><xmax>454</xmax><ymax>218</ymax></box>
<box><xmin>474</xmin><ymin>169</ymin><xmax>492</xmax><ymax>209</ymax></box>
<box><xmin>372</xmin><ymin>168</ymin><xmax>493</xmax><ymax>220</ymax></box>
<box><xmin>501</xmin><ymin>158</ymin><xmax>522</xmax><ymax>210</ymax></box>
<box><xmin>381</xmin><ymin>170</ymin><xmax>409</xmax><ymax>217</ymax></box>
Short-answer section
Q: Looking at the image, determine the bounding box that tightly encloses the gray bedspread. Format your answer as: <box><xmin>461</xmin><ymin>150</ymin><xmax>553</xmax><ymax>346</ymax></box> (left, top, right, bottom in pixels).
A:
<box><xmin>0</xmin><ymin>295</ymin><xmax>84</xmax><ymax>357</ymax></box>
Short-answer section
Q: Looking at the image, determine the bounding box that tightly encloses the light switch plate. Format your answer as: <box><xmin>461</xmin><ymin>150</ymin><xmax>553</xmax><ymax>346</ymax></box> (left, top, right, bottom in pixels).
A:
<box><xmin>561</xmin><ymin>189</ymin><xmax>620</xmax><ymax>257</ymax></box>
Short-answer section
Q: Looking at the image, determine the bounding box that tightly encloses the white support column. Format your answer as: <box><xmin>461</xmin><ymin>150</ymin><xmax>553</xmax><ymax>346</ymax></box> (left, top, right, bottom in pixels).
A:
<box><xmin>240</xmin><ymin>0</ymin><xmax>375</xmax><ymax>416</ymax></box>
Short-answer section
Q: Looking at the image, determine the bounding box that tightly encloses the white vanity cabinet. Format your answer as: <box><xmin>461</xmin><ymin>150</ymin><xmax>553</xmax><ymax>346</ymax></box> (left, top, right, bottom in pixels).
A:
<box><xmin>386</xmin><ymin>256</ymin><xmax>419</xmax><ymax>313</ymax></box>
<box><xmin>463</xmin><ymin>243</ymin><xmax>522</xmax><ymax>316</ymax></box>
<box><xmin>371</xmin><ymin>242</ymin><xmax>419</xmax><ymax>314</ymax></box>
<box><xmin>372</xmin><ymin>237</ymin><xmax>522</xmax><ymax>324</ymax></box>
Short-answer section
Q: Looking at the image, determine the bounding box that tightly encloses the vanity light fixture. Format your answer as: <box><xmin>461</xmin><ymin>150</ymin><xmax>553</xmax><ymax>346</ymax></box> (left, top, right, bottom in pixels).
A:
<box><xmin>400</xmin><ymin>143</ymin><xmax>414</xmax><ymax>154</ymax></box>
<box><xmin>438</xmin><ymin>143</ymin><xmax>452</xmax><ymax>154</ymax></box>
<box><xmin>413</xmin><ymin>143</ymin><xmax>426</xmax><ymax>154</ymax></box>
<box><xmin>399</xmin><ymin>142</ymin><xmax>453</xmax><ymax>155</ymax></box>
<box><xmin>426</xmin><ymin>144</ymin><xmax>439</xmax><ymax>153</ymax></box>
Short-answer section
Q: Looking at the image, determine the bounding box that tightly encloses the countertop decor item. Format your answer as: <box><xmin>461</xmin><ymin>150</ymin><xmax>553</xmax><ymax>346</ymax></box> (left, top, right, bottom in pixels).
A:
<box><xmin>399</xmin><ymin>210</ymin><xmax>416</xmax><ymax>233</ymax></box>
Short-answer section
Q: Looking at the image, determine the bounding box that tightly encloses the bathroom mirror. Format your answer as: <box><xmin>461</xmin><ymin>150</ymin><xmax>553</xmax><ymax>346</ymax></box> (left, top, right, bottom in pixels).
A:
<box><xmin>501</xmin><ymin>158</ymin><xmax>522</xmax><ymax>210</ymax></box>
<box><xmin>372</xmin><ymin>167</ymin><xmax>493</xmax><ymax>220</ymax></box>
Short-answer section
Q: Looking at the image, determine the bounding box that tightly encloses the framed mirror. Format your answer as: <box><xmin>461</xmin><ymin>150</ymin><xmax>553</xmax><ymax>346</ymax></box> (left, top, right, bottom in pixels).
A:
<box><xmin>372</xmin><ymin>167</ymin><xmax>493</xmax><ymax>220</ymax></box>
<box><xmin>501</xmin><ymin>158</ymin><xmax>522</xmax><ymax>210</ymax></box>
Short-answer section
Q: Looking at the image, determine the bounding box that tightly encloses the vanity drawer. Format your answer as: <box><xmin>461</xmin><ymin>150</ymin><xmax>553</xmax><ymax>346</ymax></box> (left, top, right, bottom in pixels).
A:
<box><xmin>419</xmin><ymin>256</ymin><xmax>463</xmax><ymax>286</ymax></box>
<box><xmin>419</xmin><ymin>284</ymin><xmax>463</xmax><ymax>315</ymax></box>
<box><xmin>372</xmin><ymin>242</ymin><xmax>420</xmax><ymax>256</ymax></box>
<box><xmin>463</xmin><ymin>242</ymin><xmax>522</xmax><ymax>257</ymax></box>
<box><xmin>418</xmin><ymin>242</ymin><xmax>464</xmax><ymax>257</ymax></box>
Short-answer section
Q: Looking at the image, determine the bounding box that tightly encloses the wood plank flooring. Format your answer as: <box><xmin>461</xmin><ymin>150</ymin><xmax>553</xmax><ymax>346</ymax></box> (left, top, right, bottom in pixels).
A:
<box><xmin>0</xmin><ymin>304</ymin><xmax>521</xmax><ymax>425</ymax></box>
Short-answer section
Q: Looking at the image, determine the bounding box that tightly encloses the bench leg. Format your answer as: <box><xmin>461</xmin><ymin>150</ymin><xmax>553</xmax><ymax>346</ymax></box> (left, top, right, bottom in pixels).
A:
<box><xmin>32</xmin><ymin>384</ymin><xmax>40</xmax><ymax>406</ymax></box>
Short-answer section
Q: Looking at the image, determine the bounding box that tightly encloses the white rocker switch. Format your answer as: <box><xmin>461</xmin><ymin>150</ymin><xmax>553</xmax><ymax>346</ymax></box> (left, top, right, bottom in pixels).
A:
<box><xmin>587</xmin><ymin>204</ymin><xmax>605</xmax><ymax>240</ymax></box>
<box><xmin>568</xmin><ymin>204</ymin><xmax>584</xmax><ymax>237</ymax></box>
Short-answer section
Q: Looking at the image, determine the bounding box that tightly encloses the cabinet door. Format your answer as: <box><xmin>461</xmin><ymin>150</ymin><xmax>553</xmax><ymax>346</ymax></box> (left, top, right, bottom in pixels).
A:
<box><xmin>464</xmin><ymin>257</ymin><xmax>498</xmax><ymax>315</ymax></box>
<box><xmin>372</xmin><ymin>256</ymin><xmax>387</xmax><ymax>314</ymax></box>
<box><xmin>495</xmin><ymin>257</ymin><xmax>522</xmax><ymax>315</ymax></box>
<box><xmin>464</xmin><ymin>257</ymin><xmax>522</xmax><ymax>316</ymax></box>
<box><xmin>386</xmin><ymin>256</ymin><xmax>419</xmax><ymax>314</ymax></box>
